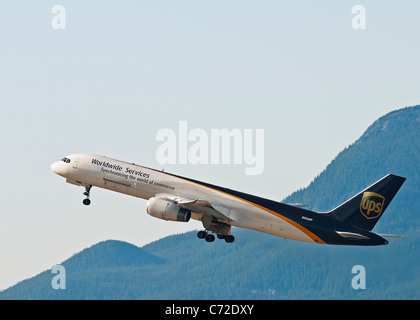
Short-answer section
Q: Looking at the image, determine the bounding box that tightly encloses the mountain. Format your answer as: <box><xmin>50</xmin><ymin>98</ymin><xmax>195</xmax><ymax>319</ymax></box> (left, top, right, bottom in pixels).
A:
<box><xmin>0</xmin><ymin>240</ymin><xmax>164</xmax><ymax>300</ymax></box>
<box><xmin>63</xmin><ymin>239</ymin><xmax>164</xmax><ymax>270</ymax></box>
<box><xmin>1</xmin><ymin>105</ymin><xmax>419</xmax><ymax>300</ymax></box>
<box><xmin>285</xmin><ymin>105</ymin><xmax>420</xmax><ymax>238</ymax></box>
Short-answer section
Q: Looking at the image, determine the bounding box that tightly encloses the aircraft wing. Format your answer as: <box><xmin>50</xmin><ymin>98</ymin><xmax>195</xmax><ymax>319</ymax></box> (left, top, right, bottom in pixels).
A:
<box><xmin>155</xmin><ymin>193</ymin><xmax>231</xmax><ymax>223</ymax></box>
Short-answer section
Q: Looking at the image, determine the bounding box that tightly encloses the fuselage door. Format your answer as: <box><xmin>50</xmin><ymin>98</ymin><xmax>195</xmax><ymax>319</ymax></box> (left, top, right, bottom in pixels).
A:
<box><xmin>72</xmin><ymin>158</ymin><xmax>79</xmax><ymax>169</ymax></box>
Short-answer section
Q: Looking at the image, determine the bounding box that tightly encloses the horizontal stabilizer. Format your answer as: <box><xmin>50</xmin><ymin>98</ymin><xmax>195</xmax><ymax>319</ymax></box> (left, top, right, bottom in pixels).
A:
<box><xmin>377</xmin><ymin>234</ymin><xmax>404</xmax><ymax>240</ymax></box>
<box><xmin>288</xmin><ymin>203</ymin><xmax>310</xmax><ymax>208</ymax></box>
<box><xmin>335</xmin><ymin>231</ymin><xmax>370</xmax><ymax>240</ymax></box>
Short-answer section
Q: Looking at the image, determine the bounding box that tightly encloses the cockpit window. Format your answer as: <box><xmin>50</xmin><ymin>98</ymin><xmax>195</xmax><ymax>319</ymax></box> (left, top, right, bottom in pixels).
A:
<box><xmin>61</xmin><ymin>157</ymin><xmax>71</xmax><ymax>163</ymax></box>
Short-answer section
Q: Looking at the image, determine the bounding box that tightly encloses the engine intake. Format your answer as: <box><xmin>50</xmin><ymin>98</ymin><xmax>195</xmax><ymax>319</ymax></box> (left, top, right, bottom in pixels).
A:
<box><xmin>146</xmin><ymin>197</ymin><xmax>191</xmax><ymax>222</ymax></box>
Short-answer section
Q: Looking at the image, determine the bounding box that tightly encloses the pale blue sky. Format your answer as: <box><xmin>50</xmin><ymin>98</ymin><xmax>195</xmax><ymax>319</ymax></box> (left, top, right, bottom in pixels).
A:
<box><xmin>0</xmin><ymin>1</ymin><xmax>419</xmax><ymax>290</ymax></box>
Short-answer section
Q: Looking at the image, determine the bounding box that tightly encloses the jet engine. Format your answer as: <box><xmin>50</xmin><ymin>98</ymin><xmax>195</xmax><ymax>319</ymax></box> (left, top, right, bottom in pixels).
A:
<box><xmin>146</xmin><ymin>197</ymin><xmax>191</xmax><ymax>222</ymax></box>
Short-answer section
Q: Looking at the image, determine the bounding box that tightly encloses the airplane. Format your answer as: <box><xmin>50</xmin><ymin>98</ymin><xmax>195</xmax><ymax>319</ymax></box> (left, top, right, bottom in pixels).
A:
<box><xmin>51</xmin><ymin>154</ymin><xmax>406</xmax><ymax>246</ymax></box>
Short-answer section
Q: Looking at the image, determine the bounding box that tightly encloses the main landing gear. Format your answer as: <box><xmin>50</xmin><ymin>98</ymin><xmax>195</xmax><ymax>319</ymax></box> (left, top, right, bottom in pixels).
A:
<box><xmin>197</xmin><ymin>230</ymin><xmax>235</xmax><ymax>243</ymax></box>
<box><xmin>82</xmin><ymin>185</ymin><xmax>92</xmax><ymax>206</ymax></box>
<box><xmin>198</xmin><ymin>216</ymin><xmax>234</xmax><ymax>243</ymax></box>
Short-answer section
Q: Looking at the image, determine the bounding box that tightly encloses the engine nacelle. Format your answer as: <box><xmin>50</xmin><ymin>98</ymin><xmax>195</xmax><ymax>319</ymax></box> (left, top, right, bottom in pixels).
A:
<box><xmin>146</xmin><ymin>197</ymin><xmax>191</xmax><ymax>222</ymax></box>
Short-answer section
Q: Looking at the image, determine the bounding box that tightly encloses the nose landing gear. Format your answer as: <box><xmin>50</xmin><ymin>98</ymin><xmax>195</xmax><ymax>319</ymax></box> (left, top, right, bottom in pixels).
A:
<box><xmin>82</xmin><ymin>185</ymin><xmax>92</xmax><ymax>205</ymax></box>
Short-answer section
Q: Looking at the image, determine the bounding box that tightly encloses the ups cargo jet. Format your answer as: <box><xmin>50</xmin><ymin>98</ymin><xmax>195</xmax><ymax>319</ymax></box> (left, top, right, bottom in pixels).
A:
<box><xmin>51</xmin><ymin>154</ymin><xmax>406</xmax><ymax>246</ymax></box>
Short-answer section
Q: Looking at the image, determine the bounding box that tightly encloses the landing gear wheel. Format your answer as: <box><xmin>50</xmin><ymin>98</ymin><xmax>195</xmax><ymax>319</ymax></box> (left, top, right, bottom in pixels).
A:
<box><xmin>224</xmin><ymin>235</ymin><xmax>235</xmax><ymax>243</ymax></box>
<box><xmin>205</xmin><ymin>234</ymin><xmax>215</xmax><ymax>242</ymax></box>
<box><xmin>82</xmin><ymin>185</ymin><xmax>92</xmax><ymax>206</ymax></box>
<box><xmin>197</xmin><ymin>230</ymin><xmax>207</xmax><ymax>239</ymax></box>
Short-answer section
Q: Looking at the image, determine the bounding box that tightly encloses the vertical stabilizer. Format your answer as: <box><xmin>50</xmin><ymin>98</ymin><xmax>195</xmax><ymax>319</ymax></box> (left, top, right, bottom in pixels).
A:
<box><xmin>326</xmin><ymin>174</ymin><xmax>406</xmax><ymax>231</ymax></box>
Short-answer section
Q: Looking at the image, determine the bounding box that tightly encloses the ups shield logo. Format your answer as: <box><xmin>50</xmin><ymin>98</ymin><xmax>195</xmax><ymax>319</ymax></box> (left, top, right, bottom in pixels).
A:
<box><xmin>360</xmin><ymin>192</ymin><xmax>385</xmax><ymax>219</ymax></box>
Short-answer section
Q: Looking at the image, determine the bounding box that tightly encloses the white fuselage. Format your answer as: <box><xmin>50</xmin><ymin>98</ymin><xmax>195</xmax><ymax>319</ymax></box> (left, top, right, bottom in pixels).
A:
<box><xmin>51</xmin><ymin>154</ymin><xmax>319</xmax><ymax>244</ymax></box>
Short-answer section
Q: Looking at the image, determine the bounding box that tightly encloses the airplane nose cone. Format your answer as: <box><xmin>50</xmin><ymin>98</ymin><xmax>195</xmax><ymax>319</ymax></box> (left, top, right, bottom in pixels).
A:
<box><xmin>51</xmin><ymin>161</ymin><xmax>66</xmax><ymax>177</ymax></box>
<box><xmin>51</xmin><ymin>161</ymin><xmax>59</xmax><ymax>173</ymax></box>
